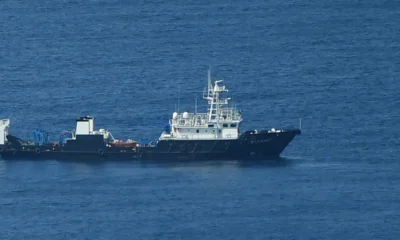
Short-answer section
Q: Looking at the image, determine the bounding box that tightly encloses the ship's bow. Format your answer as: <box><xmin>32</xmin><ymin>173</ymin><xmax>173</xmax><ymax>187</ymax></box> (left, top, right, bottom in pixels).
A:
<box><xmin>239</xmin><ymin>128</ymin><xmax>301</xmax><ymax>158</ymax></box>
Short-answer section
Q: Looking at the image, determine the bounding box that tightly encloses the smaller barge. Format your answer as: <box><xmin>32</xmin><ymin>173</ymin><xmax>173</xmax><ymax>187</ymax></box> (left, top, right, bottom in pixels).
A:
<box><xmin>0</xmin><ymin>71</ymin><xmax>301</xmax><ymax>161</ymax></box>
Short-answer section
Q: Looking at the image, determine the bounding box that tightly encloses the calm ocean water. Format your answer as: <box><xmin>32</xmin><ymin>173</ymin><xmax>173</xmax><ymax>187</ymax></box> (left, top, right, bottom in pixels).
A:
<box><xmin>1</xmin><ymin>0</ymin><xmax>399</xmax><ymax>239</ymax></box>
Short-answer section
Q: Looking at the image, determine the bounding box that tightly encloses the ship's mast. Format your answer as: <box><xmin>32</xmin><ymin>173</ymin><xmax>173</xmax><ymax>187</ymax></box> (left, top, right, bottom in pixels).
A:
<box><xmin>207</xmin><ymin>67</ymin><xmax>212</xmax><ymax>94</ymax></box>
<box><xmin>207</xmin><ymin>68</ymin><xmax>215</xmax><ymax>122</ymax></box>
<box><xmin>177</xmin><ymin>86</ymin><xmax>181</xmax><ymax>113</ymax></box>
<box><xmin>195</xmin><ymin>97</ymin><xmax>198</xmax><ymax>114</ymax></box>
<box><xmin>204</xmin><ymin>69</ymin><xmax>229</xmax><ymax>123</ymax></box>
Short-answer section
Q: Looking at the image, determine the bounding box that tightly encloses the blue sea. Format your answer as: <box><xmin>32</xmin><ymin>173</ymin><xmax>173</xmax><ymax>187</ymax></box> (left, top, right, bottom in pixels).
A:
<box><xmin>1</xmin><ymin>0</ymin><xmax>399</xmax><ymax>239</ymax></box>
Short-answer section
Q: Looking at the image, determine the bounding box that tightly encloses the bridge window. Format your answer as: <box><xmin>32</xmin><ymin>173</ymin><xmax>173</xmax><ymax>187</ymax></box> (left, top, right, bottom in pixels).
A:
<box><xmin>223</xmin><ymin>124</ymin><xmax>228</xmax><ymax>128</ymax></box>
<box><xmin>208</xmin><ymin>124</ymin><xmax>214</xmax><ymax>128</ymax></box>
<box><xmin>196</xmin><ymin>129</ymin><xmax>199</xmax><ymax>133</ymax></box>
<box><xmin>230</xmin><ymin>124</ymin><xmax>237</xmax><ymax>127</ymax></box>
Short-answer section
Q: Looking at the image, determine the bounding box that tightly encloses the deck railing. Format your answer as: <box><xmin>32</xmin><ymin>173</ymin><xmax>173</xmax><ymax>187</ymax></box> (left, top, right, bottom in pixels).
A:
<box><xmin>170</xmin><ymin>110</ymin><xmax>241</xmax><ymax>127</ymax></box>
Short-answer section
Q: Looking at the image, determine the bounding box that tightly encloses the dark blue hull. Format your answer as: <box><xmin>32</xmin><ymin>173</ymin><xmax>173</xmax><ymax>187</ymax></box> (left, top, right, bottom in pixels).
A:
<box><xmin>0</xmin><ymin>129</ymin><xmax>301</xmax><ymax>161</ymax></box>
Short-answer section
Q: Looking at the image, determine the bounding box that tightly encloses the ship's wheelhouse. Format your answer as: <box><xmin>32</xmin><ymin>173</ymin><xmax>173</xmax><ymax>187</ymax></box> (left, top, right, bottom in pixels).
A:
<box><xmin>159</xmin><ymin>70</ymin><xmax>242</xmax><ymax>141</ymax></box>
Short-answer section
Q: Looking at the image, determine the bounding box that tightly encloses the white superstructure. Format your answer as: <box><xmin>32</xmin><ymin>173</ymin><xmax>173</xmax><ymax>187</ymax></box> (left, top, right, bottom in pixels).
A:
<box><xmin>159</xmin><ymin>70</ymin><xmax>242</xmax><ymax>141</ymax></box>
<box><xmin>0</xmin><ymin>119</ymin><xmax>10</xmax><ymax>145</ymax></box>
<box><xmin>70</xmin><ymin>116</ymin><xmax>115</xmax><ymax>141</ymax></box>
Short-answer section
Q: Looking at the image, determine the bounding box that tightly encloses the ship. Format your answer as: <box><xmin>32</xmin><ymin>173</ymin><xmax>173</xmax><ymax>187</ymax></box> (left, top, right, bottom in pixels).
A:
<box><xmin>0</xmin><ymin>70</ymin><xmax>301</xmax><ymax>161</ymax></box>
